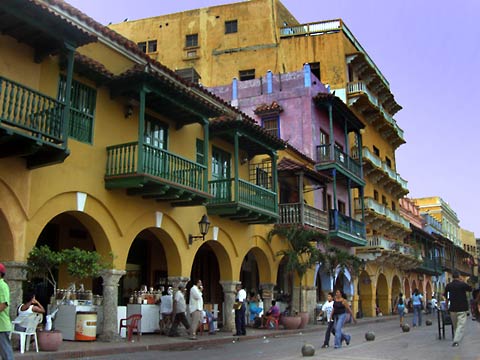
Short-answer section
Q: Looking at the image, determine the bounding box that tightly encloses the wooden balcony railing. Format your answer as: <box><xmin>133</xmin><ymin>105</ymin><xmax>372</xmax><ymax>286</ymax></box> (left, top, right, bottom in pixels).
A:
<box><xmin>105</xmin><ymin>142</ymin><xmax>206</xmax><ymax>191</ymax></box>
<box><xmin>329</xmin><ymin>209</ymin><xmax>366</xmax><ymax>239</ymax></box>
<box><xmin>208</xmin><ymin>178</ymin><xmax>276</xmax><ymax>213</ymax></box>
<box><xmin>316</xmin><ymin>144</ymin><xmax>362</xmax><ymax>178</ymax></box>
<box><xmin>0</xmin><ymin>75</ymin><xmax>65</xmax><ymax>145</ymax></box>
<box><xmin>279</xmin><ymin>203</ymin><xmax>328</xmax><ymax>231</ymax></box>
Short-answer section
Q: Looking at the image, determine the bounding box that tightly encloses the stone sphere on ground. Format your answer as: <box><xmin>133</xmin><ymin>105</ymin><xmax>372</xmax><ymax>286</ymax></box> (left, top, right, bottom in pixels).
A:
<box><xmin>301</xmin><ymin>343</ymin><xmax>315</xmax><ymax>356</ymax></box>
<box><xmin>426</xmin><ymin>320</ymin><xmax>432</xmax><ymax>326</ymax></box>
<box><xmin>402</xmin><ymin>324</ymin><xmax>410</xmax><ymax>332</ymax></box>
<box><xmin>365</xmin><ymin>331</ymin><xmax>375</xmax><ymax>341</ymax></box>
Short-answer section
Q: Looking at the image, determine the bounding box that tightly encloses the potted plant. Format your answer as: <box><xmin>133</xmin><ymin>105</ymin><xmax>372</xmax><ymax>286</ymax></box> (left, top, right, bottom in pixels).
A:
<box><xmin>268</xmin><ymin>225</ymin><xmax>326</xmax><ymax>328</ymax></box>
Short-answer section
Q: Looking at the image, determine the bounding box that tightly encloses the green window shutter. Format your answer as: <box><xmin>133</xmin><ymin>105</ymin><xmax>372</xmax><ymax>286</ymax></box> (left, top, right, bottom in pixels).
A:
<box><xmin>57</xmin><ymin>75</ymin><xmax>96</xmax><ymax>144</ymax></box>
<box><xmin>196</xmin><ymin>139</ymin><xmax>204</xmax><ymax>164</ymax></box>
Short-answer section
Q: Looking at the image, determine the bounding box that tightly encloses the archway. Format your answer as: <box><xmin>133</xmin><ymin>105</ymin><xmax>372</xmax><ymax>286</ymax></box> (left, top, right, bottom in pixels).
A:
<box><xmin>314</xmin><ymin>264</ymin><xmax>331</xmax><ymax>303</ymax></box>
<box><xmin>425</xmin><ymin>281</ymin><xmax>433</xmax><ymax>301</ymax></box>
<box><xmin>240</xmin><ymin>250</ymin><xmax>260</xmax><ymax>296</ymax></box>
<box><xmin>190</xmin><ymin>242</ymin><xmax>224</xmax><ymax>307</ymax></box>
<box><xmin>412</xmin><ymin>280</ymin><xmax>417</xmax><ymax>293</ymax></box>
<box><xmin>376</xmin><ymin>273</ymin><xmax>388</xmax><ymax>316</ymax></box>
<box><xmin>275</xmin><ymin>256</ymin><xmax>292</xmax><ymax>312</ymax></box>
<box><xmin>122</xmin><ymin>228</ymin><xmax>169</xmax><ymax>305</ymax></box>
<box><xmin>358</xmin><ymin>270</ymin><xmax>373</xmax><ymax>317</ymax></box>
<box><xmin>391</xmin><ymin>275</ymin><xmax>401</xmax><ymax>314</ymax></box>
<box><xmin>404</xmin><ymin>278</ymin><xmax>411</xmax><ymax>298</ymax></box>
<box><xmin>33</xmin><ymin>212</ymin><xmax>108</xmax><ymax>308</ymax></box>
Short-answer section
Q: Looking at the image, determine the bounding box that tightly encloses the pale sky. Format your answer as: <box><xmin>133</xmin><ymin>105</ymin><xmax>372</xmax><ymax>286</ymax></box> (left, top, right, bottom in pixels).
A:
<box><xmin>66</xmin><ymin>0</ymin><xmax>480</xmax><ymax>236</ymax></box>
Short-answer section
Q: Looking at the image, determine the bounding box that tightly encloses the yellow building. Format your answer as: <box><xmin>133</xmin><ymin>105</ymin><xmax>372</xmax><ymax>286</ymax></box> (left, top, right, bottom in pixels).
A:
<box><xmin>0</xmin><ymin>0</ymin><xmax>314</xmax><ymax>338</ymax></box>
<box><xmin>110</xmin><ymin>0</ymin><xmax>412</xmax><ymax>317</ymax></box>
<box><xmin>460</xmin><ymin>229</ymin><xmax>478</xmax><ymax>279</ymax></box>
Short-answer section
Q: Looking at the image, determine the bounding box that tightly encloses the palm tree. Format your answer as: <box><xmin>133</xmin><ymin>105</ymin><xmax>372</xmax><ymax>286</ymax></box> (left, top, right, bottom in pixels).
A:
<box><xmin>324</xmin><ymin>246</ymin><xmax>362</xmax><ymax>293</ymax></box>
<box><xmin>267</xmin><ymin>225</ymin><xmax>327</xmax><ymax>312</ymax></box>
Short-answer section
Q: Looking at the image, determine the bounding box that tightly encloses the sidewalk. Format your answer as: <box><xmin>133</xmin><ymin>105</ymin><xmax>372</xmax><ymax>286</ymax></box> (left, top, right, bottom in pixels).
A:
<box><xmin>16</xmin><ymin>315</ymin><xmax>398</xmax><ymax>360</ymax></box>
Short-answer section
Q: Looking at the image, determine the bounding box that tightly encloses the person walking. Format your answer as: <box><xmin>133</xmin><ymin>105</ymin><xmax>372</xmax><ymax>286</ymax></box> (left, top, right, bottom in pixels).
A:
<box><xmin>321</xmin><ymin>292</ymin><xmax>335</xmax><ymax>348</ymax></box>
<box><xmin>411</xmin><ymin>288</ymin><xmax>423</xmax><ymax>327</ymax></box>
<box><xmin>333</xmin><ymin>290</ymin><xmax>356</xmax><ymax>349</ymax></box>
<box><xmin>0</xmin><ymin>263</ymin><xmax>14</xmax><ymax>360</ymax></box>
<box><xmin>234</xmin><ymin>283</ymin><xmax>246</xmax><ymax>336</ymax></box>
<box><xmin>444</xmin><ymin>271</ymin><xmax>472</xmax><ymax>347</ymax></box>
<box><xmin>168</xmin><ymin>283</ymin><xmax>191</xmax><ymax>338</ymax></box>
<box><xmin>189</xmin><ymin>279</ymin><xmax>204</xmax><ymax>340</ymax></box>
<box><xmin>396</xmin><ymin>293</ymin><xmax>405</xmax><ymax>327</ymax></box>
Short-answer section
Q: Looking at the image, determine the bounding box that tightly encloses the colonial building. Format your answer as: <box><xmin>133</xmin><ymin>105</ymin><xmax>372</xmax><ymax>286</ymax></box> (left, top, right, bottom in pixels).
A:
<box><xmin>110</xmin><ymin>0</ymin><xmax>411</xmax><ymax>317</ymax></box>
<box><xmin>0</xmin><ymin>0</ymin><xmax>300</xmax><ymax>338</ymax></box>
<box><xmin>209</xmin><ymin>64</ymin><xmax>366</xmax><ymax>311</ymax></box>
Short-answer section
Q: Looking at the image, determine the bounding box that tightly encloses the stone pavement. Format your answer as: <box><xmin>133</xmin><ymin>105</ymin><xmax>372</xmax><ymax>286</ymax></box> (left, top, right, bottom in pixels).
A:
<box><xmin>15</xmin><ymin>315</ymin><xmax>399</xmax><ymax>360</ymax></box>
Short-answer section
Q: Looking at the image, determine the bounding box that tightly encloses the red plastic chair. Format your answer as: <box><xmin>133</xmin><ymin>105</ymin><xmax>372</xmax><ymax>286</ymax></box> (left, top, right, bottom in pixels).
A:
<box><xmin>265</xmin><ymin>315</ymin><xmax>280</xmax><ymax>330</ymax></box>
<box><xmin>119</xmin><ymin>314</ymin><xmax>142</xmax><ymax>342</ymax></box>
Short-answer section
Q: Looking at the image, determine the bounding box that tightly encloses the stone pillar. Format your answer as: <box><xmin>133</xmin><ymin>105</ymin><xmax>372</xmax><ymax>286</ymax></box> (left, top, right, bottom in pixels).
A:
<box><xmin>259</xmin><ymin>283</ymin><xmax>275</xmax><ymax>309</ymax></box>
<box><xmin>4</xmin><ymin>262</ymin><xmax>27</xmax><ymax>320</ymax></box>
<box><xmin>220</xmin><ymin>281</ymin><xmax>240</xmax><ymax>332</ymax></box>
<box><xmin>98</xmin><ymin>269</ymin><xmax>125</xmax><ymax>342</ymax></box>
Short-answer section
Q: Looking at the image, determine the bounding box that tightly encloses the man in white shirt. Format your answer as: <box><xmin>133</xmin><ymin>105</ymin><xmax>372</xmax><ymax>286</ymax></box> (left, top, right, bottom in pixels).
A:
<box><xmin>168</xmin><ymin>283</ymin><xmax>191</xmax><ymax>338</ymax></box>
<box><xmin>189</xmin><ymin>279</ymin><xmax>204</xmax><ymax>339</ymax></box>
<box><xmin>234</xmin><ymin>283</ymin><xmax>247</xmax><ymax>336</ymax></box>
<box><xmin>321</xmin><ymin>292</ymin><xmax>335</xmax><ymax>348</ymax></box>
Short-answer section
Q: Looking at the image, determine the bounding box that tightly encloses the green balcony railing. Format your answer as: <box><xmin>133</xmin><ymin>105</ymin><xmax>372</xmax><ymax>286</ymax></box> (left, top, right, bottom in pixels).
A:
<box><xmin>106</xmin><ymin>142</ymin><xmax>206</xmax><ymax>191</ymax></box>
<box><xmin>329</xmin><ymin>209</ymin><xmax>366</xmax><ymax>239</ymax></box>
<box><xmin>0</xmin><ymin>76</ymin><xmax>65</xmax><ymax>145</ymax></box>
<box><xmin>279</xmin><ymin>203</ymin><xmax>328</xmax><ymax>230</ymax></box>
<box><xmin>316</xmin><ymin>144</ymin><xmax>362</xmax><ymax>178</ymax></box>
<box><xmin>208</xmin><ymin>178</ymin><xmax>276</xmax><ymax>213</ymax></box>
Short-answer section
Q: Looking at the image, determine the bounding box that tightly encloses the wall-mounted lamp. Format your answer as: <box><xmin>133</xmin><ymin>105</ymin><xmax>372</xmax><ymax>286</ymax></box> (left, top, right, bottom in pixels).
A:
<box><xmin>124</xmin><ymin>104</ymin><xmax>134</xmax><ymax>119</ymax></box>
<box><xmin>188</xmin><ymin>214</ymin><xmax>210</xmax><ymax>246</ymax></box>
<box><xmin>240</xmin><ymin>156</ymin><xmax>249</xmax><ymax>165</ymax></box>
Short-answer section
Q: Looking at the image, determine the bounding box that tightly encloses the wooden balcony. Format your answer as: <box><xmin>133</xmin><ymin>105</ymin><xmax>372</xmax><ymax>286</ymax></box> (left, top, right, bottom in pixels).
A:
<box><xmin>356</xmin><ymin>235</ymin><xmax>422</xmax><ymax>269</ymax></box>
<box><xmin>352</xmin><ymin>146</ymin><xmax>408</xmax><ymax>198</ymax></box>
<box><xmin>0</xmin><ymin>76</ymin><xmax>69</xmax><ymax>168</ymax></box>
<box><xmin>416</xmin><ymin>257</ymin><xmax>443</xmax><ymax>275</ymax></box>
<box><xmin>207</xmin><ymin>178</ymin><xmax>278</xmax><ymax>224</ymax></box>
<box><xmin>105</xmin><ymin>142</ymin><xmax>210</xmax><ymax>206</ymax></box>
<box><xmin>278</xmin><ymin>202</ymin><xmax>328</xmax><ymax>232</ymax></box>
<box><xmin>315</xmin><ymin>144</ymin><xmax>364</xmax><ymax>187</ymax></box>
<box><xmin>329</xmin><ymin>209</ymin><xmax>367</xmax><ymax>246</ymax></box>
<box><xmin>356</xmin><ymin>197</ymin><xmax>411</xmax><ymax>238</ymax></box>
<box><xmin>346</xmin><ymin>80</ymin><xmax>405</xmax><ymax>149</ymax></box>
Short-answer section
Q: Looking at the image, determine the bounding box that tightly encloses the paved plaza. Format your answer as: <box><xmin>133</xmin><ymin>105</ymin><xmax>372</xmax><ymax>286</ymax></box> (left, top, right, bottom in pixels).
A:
<box><xmin>15</xmin><ymin>313</ymin><xmax>479</xmax><ymax>360</ymax></box>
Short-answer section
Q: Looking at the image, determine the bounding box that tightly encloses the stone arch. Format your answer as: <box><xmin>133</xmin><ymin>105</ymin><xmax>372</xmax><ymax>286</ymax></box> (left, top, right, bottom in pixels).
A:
<box><xmin>411</xmin><ymin>280</ymin><xmax>417</xmax><ymax>293</ymax></box>
<box><xmin>121</xmin><ymin>212</ymin><xmax>184</xmax><ymax>275</ymax></box>
<box><xmin>197</xmin><ymin>240</ymin><xmax>233</xmax><ymax>281</ymax></box>
<box><xmin>404</xmin><ymin>278</ymin><xmax>411</xmax><ymax>298</ymax></box>
<box><xmin>240</xmin><ymin>246</ymin><xmax>272</xmax><ymax>288</ymax></box>
<box><xmin>425</xmin><ymin>281</ymin><xmax>433</xmax><ymax>301</ymax></box>
<box><xmin>27</xmin><ymin>192</ymin><xmax>117</xmax><ymax>262</ymax></box>
<box><xmin>358</xmin><ymin>270</ymin><xmax>374</xmax><ymax>317</ymax></box>
<box><xmin>0</xmin><ymin>178</ymin><xmax>28</xmax><ymax>260</ymax></box>
<box><xmin>391</xmin><ymin>275</ymin><xmax>401</xmax><ymax>313</ymax></box>
<box><xmin>376</xmin><ymin>273</ymin><xmax>389</xmax><ymax>315</ymax></box>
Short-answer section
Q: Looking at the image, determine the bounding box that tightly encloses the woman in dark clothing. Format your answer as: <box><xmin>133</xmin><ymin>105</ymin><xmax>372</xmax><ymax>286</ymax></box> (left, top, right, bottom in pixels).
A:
<box><xmin>333</xmin><ymin>290</ymin><xmax>356</xmax><ymax>349</ymax></box>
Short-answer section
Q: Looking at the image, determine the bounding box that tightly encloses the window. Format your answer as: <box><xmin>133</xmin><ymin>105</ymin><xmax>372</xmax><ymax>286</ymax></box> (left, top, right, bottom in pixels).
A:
<box><xmin>385</xmin><ymin>156</ymin><xmax>392</xmax><ymax>168</ymax></box>
<box><xmin>137</xmin><ymin>42</ymin><xmax>147</xmax><ymax>53</ymax></box>
<box><xmin>196</xmin><ymin>139</ymin><xmax>205</xmax><ymax>165</ymax></box>
<box><xmin>212</xmin><ymin>147</ymin><xmax>231</xmax><ymax>199</ymax></box>
<box><xmin>57</xmin><ymin>75</ymin><xmax>96</xmax><ymax>144</ymax></box>
<box><xmin>391</xmin><ymin>201</ymin><xmax>396</xmax><ymax>211</ymax></box>
<box><xmin>147</xmin><ymin>40</ymin><xmax>157</xmax><ymax>53</ymax></box>
<box><xmin>373</xmin><ymin>145</ymin><xmax>380</xmax><ymax>157</ymax></box>
<box><xmin>239</xmin><ymin>69</ymin><xmax>255</xmax><ymax>81</ymax></box>
<box><xmin>373</xmin><ymin>190</ymin><xmax>379</xmax><ymax>201</ymax></box>
<box><xmin>338</xmin><ymin>200</ymin><xmax>346</xmax><ymax>215</ymax></box>
<box><xmin>262</xmin><ymin>115</ymin><xmax>279</xmax><ymax>137</ymax></box>
<box><xmin>327</xmin><ymin>194</ymin><xmax>332</xmax><ymax>209</ymax></box>
<box><xmin>318</xmin><ymin>130</ymin><xmax>330</xmax><ymax>160</ymax></box>
<box><xmin>382</xmin><ymin>195</ymin><xmax>387</xmax><ymax>206</ymax></box>
<box><xmin>256</xmin><ymin>167</ymin><xmax>269</xmax><ymax>189</ymax></box>
<box><xmin>144</xmin><ymin>116</ymin><xmax>168</xmax><ymax>149</ymax></box>
<box><xmin>185</xmin><ymin>34</ymin><xmax>198</xmax><ymax>48</ymax></box>
<box><xmin>225</xmin><ymin>20</ymin><xmax>238</xmax><ymax>34</ymax></box>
